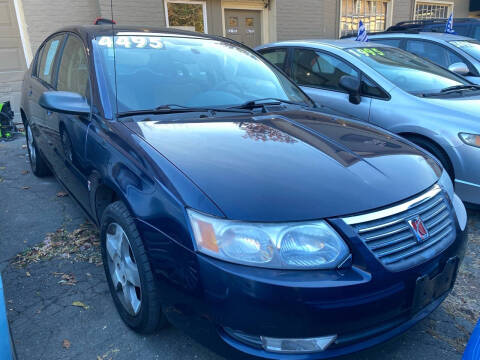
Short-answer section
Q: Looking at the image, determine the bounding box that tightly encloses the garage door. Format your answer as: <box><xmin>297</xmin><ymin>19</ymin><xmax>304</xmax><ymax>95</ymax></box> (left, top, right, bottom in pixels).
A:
<box><xmin>224</xmin><ymin>9</ymin><xmax>261</xmax><ymax>49</ymax></box>
<box><xmin>0</xmin><ymin>0</ymin><xmax>26</xmax><ymax>120</ymax></box>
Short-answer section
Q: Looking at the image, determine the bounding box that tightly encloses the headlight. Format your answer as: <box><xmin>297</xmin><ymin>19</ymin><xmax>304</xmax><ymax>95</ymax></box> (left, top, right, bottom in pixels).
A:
<box><xmin>459</xmin><ymin>133</ymin><xmax>480</xmax><ymax>148</ymax></box>
<box><xmin>438</xmin><ymin>170</ymin><xmax>454</xmax><ymax>200</ymax></box>
<box><xmin>188</xmin><ymin>209</ymin><xmax>350</xmax><ymax>269</ymax></box>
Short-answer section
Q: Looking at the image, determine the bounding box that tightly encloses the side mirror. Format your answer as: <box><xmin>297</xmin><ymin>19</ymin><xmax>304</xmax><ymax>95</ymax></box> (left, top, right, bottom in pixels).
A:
<box><xmin>339</xmin><ymin>75</ymin><xmax>361</xmax><ymax>105</ymax></box>
<box><xmin>448</xmin><ymin>62</ymin><xmax>470</xmax><ymax>76</ymax></box>
<box><xmin>39</xmin><ymin>91</ymin><xmax>90</xmax><ymax>115</ymax></box>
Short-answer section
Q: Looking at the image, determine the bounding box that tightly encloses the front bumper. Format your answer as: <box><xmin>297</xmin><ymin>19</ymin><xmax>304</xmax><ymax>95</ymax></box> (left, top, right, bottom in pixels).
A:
<box><xmin>455</xmin><ymin>178</ymin><xmax>480</xmax><ymax>207</ymax></box>
<box><xmin>449</xmin><ymin>143</ymin><xmax>480</xmax><ymax>205</ymax></box>
<box><xmin>138</xmin><ymin>203</ymin><xmax>468</xmax><ymax>359</ymax></box>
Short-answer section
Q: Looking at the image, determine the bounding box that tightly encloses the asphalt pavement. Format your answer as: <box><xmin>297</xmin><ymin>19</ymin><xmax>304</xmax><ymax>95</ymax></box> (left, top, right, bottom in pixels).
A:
<box><xmin>0</xmin><ymin>136</ymin><xmax>478</xmax><ymax>360</ymax></box>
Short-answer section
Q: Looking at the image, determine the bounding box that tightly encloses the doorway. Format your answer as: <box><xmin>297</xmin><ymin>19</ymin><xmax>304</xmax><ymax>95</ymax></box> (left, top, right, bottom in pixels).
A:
<box><xmin>224</xmin><ymin>9</ymin><xmax>262</xmax><ymax>48</ymax></box>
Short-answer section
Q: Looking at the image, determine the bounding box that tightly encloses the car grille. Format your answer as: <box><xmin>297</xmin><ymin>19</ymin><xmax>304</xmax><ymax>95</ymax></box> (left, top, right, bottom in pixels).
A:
<box><xmin>342</xmin><ymin>185</ymin><xmax>456</xmax><ymax>271</ymax></box>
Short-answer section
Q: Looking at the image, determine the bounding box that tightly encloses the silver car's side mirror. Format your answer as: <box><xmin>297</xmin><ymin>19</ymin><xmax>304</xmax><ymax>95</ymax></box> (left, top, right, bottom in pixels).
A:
<box><xmin>339</xmin><ymin>75</ymin><xmax>361</xmax><ymax>105</ymax></box>
<box><xmin>448</xmin><ymin>62</ymin><xmax>470</xmax><ymax>76</ymax></box>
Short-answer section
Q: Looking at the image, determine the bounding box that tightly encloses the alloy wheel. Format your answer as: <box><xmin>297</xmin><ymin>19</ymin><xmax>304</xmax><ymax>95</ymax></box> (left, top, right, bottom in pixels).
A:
<box><xmin>106</xmin><ymin>223</ymin><xmax>142</xmax><ymax>316</ymax></box>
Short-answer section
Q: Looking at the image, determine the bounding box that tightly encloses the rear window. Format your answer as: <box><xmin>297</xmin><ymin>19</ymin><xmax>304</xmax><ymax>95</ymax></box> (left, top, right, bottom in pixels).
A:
<box><xmin>37</xmin><ymin>36</ymin><xmax>63</xmax><ymax>85</ymax></box>
<box><xmin>370</xmin><ymin>38</ymin><xmax>402</xmax><ymax>47</ymax></box>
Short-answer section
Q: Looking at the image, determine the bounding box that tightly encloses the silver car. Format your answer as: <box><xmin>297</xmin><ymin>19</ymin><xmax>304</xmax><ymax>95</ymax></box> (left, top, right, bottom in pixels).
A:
<box><xmin>367</xmin><ymin>32</ymin><xmax>480</xmax><ymax>84</ymax></box>
<box><xmin>256</xmin><ymin>40</ymin><xmax>480</xmax><ymax>205</ymax></box>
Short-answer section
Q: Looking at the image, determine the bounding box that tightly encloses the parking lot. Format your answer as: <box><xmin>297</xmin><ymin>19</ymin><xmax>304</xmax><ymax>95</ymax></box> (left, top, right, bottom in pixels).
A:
<box><xmin>1</xmin><ymin>136</ymin><xmax>479</xmax><ymax>360</ymax></box>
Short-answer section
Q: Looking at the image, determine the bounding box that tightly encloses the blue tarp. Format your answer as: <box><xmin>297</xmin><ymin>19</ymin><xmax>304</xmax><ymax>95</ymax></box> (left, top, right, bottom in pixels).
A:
<box><xmin>464</xmin><ymin>320</ymin><xmax>480</xmax><ymax>360</ymax></box>
<box><xmin>0</xmin><ymin>274</ymin><xmax>14</xmax><ymax>360</ymax></box>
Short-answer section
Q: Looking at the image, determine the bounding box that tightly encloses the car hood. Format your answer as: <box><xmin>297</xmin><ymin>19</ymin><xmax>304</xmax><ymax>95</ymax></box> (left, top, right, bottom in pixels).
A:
<box><xmin>123</xmin><ymin>110</ymin><xmax>441</xmax><ymax>222</ymax></box>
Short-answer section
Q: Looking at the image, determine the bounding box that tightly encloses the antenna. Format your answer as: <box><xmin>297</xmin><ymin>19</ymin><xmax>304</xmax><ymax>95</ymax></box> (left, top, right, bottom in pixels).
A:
<box><xmin>110</xmin><ymin>0</ymin><xmax>119</xmax><ymax>119</ymax></box>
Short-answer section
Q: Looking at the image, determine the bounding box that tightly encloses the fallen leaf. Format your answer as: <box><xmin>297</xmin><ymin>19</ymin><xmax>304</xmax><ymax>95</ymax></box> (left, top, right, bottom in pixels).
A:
<box><xmin>62</xmin><ymin>339</ymin><xmax>71</xmax><ymax>349</ymax></box>
<box><xmin>26</xmin><ymin>271</ymin><xmax>31</xmax><ymax>277</ymax></box>
<box><xmin>22</xmin><ymin>186</ymin><xmax>30</xmax><ymax>190</ymax></box>
<box><xmin>58</xmin><ymin>273</ymin><xmax>76</xmax><ymax>286</ymax></box>
<box><xmin>56</xmin><ymin>191</ymin><xmax>68</xmax><ymax>197</ymax></box>
<box><xmin>72</xmin><ymin>301</ymin><xmax>89</xmax><ymax>310</ymax></box>
<box><xmin>21</xmin><ymin>170</ymin><xmax>29</xmax><ymax>175</ymax></box>
<box><xmin>22</xmin><ymin>144</ymin><xmax>27</xmax><ymax>149</ymax></box>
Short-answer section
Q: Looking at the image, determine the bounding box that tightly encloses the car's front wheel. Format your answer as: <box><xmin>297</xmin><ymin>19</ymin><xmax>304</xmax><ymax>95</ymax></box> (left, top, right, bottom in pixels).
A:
<box><xmin>25</xmin><ymin>122</ymin><xmax>51</xmax><ymax>177</ymax></box>
<box><xmin>100</xmin><ymin>201</ymin><xmax>166</xmax><ymax>333</ymax></box>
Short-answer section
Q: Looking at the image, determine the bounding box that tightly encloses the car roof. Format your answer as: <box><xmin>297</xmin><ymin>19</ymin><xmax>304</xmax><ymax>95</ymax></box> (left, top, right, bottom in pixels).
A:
<box><xmin>257</xmin><ymin>39</ymin><xmax>394</xmax><ymax>51</ymax></box>
<box><xmin>368</xmin><ymin>31</ymin><xmax>475</xmax><ymax>42</ymax></box>
<box><xmin>55</xmin><ymin>24</ymin><xmax>223</xmax><ymax>41</ymax></box>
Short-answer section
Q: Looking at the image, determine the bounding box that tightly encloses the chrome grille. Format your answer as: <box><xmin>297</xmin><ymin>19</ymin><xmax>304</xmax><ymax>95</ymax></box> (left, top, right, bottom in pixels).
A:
<box><xmin>343</xmin><ymin>185</ymin><xmax>456</xmax><ymax>271</ymax></box>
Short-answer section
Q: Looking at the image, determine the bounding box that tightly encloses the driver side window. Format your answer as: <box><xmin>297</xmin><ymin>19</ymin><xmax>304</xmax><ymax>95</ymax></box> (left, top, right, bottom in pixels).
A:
<box><xmin>405</xmin><ymin>40</ymin><xmax>463</xmax><ymax>69</ymax></box>
<box><xmin>57</xmin><ymin>35</ymin><xmax>90</xmax><ymax>99</ymax></box>
<box><xmin>292</xmin><ymin>49</ymin><xmax>359</xmax><ymax>92</ymax></box>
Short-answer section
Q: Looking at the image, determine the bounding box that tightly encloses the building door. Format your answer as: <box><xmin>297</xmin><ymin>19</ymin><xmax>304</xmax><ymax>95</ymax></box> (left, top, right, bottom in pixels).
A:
<box><xmin>0</xmin><ymin>0</ymin><xmax>27</xmax><ymax>120</ymax></box>
<box><xmin>224</xmin><ymin>9</ymin><xmax>261</xmax><ymax>48</ymax></box>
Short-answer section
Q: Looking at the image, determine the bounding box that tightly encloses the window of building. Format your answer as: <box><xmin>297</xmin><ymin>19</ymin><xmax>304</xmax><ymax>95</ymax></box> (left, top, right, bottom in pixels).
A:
<box><xmin>340</xmin><ymin>0</ymin><xmax>390</xmax><ymax>37</ymax></box>
<box><xmin>165</xmin><ymin>0</ymin><xmax>207</xmax><ymax>33</ymax></box>
<box><xmin>414</xmin><ymin>2</ymin><xmax>452</xmax><ymax>20</ymax></box>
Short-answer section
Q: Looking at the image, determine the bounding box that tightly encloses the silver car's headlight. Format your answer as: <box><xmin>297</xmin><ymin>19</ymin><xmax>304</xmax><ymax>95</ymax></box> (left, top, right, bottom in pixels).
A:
<box><xmin>459</xmin><ymin>133</ymin><xmax>480</xmax><ymax>148</ymax></box>
<box><xmin>188</xmin><ymin>209</ymin><xmax>350</xmax><ymax>269</ymax></box>
<box><xmin>438</xmin><ymin>170</ymin><xmax>454</xmax><ymax>200</ymax></box>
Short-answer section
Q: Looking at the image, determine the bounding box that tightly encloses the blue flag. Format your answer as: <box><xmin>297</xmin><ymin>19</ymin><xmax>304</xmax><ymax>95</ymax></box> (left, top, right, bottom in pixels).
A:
<box><xmin>356</xmin><ymin>20</ymin><xmax>368</xmax><ymax>42</ymax></box>
<box><xmin>445</xmin><ymin>13</ymin><xmax>455</xmax><ymax>34</ymax></box>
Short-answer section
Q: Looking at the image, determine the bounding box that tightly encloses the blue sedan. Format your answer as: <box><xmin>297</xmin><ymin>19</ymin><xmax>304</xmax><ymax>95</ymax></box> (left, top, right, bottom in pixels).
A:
<box><xmin>20</xmin><ymin>25</ymin><xmax>467</xmax><ymax>359</ymax></box>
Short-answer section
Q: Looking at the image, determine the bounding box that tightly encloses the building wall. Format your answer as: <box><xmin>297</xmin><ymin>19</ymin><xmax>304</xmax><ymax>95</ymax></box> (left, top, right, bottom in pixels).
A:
<box><xmin>99</xmin><ymin>0</ymin><xmax>166</xmax><ymax>27</ymax></box>
<box><xmin>207</xmin><ymin>0</ymin><xmax>223</xmax><ymax>34</ymax></box>
<box><xmin>22</xmin><ymin>0</ymin><xmax>99</xmax><ymax>53</ymax></box>
<box><xmin>453</xmin><ymin>0</ymin><xmax>470</xmax><ymax>17</ymax></box>
<box><xmin>392</xmin><ymin>0</ymin><xmax>413</xmax><ymax>24</ymax></box>
<box><xmin>276</xmin><ymin>0</ymin><xmax>339</xmax><ymax>40</ymax></box>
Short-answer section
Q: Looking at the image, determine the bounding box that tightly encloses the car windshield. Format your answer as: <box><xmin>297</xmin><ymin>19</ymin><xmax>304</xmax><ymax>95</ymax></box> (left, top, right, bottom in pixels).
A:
<box><xmin>449</xmin><ymin>40</ymin><xmax>480</xmax><ymax>60</ymax></box>
<box><xmin>93</xmin><ymin>33</ymin><xmax>312</xmax><ymax>114</ymax></box>
<box><xmin>346</xmin><ymin>46</ymin><xmax>469</xmax><ymax>95</ymax></box>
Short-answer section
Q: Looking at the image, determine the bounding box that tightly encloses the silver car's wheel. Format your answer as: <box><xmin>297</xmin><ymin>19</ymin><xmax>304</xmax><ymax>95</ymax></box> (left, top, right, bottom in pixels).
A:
<box><xmin>106</xmin><ymin>223</ymin><xmax>142</xmax><ymax>316</ymax></box>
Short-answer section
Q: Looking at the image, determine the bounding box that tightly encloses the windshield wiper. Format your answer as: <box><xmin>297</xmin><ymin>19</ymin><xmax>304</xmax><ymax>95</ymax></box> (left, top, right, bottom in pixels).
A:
<box><xmin>117</xmin><ymin>104</ymin><xmax>253</xmax><ymax>118</ymax></box>
<box><xmin>440</xmin><ymin>84</ymin><xmax>480</xmax><ymax>93</ymax></box>
<box><xmin>229</xmin><ymin>98</ymin><xmax>308</xmax><ymax>110</ymax></box>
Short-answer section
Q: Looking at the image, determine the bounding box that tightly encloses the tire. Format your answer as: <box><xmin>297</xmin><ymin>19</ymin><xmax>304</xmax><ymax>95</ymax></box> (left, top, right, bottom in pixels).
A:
<box><xmin>100</xmin><ymin>201</ymin><xmax>167</xmax><ymax>334</ymax></box>
<box><xmin>25</xmin><ymin>121</ymin><xmax>51</xmax><ymax>177</ymax></box>
<box><xmin>407</xmin><ymin>135</ymin><xmax>454</xmax><ymax>181</ymax></box>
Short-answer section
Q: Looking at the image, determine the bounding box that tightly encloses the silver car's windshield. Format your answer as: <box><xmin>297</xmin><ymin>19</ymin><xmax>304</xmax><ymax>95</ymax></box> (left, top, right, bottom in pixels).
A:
<box><xmin>449</xmin><ymin>40</ymin><xmax>480</xmax><ymax>60</ymax></box>
<box><xmin>346</xmin><ymin>46</ymin><xmax>469</xmax><ymax>95</ymax></box>
<box><xmin>93</xmin><ymin>34</ymin><xmax>312</xmax><ymax>113</ymax></box>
